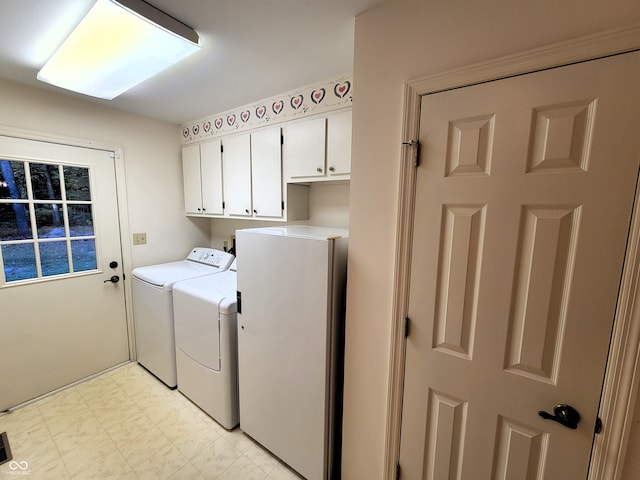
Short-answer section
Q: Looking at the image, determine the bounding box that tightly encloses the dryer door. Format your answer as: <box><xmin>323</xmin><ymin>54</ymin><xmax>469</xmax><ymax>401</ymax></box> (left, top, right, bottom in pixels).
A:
<box><xmin>174</xmin><ymin>290</ymin><xmax>221</xmax><ymax>371</ymax></box>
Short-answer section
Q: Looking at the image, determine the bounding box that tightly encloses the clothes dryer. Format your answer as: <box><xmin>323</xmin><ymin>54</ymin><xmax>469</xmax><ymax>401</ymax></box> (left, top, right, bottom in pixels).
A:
<box><xmin>173</xmin><ymin>261</ymin><xmax>239</xmax><ymax>429</ymax></box>
<box><xmin>132</xmin><ymin>248</ymin><xmax>234</xmax><ymax>388</ymax></box>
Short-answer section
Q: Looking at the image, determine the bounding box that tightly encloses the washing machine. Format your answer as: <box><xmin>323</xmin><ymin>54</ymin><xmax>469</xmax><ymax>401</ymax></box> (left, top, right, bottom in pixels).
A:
<box><xmin>131</xmin><ymin>248</ymin><xmax>234</xmax><ymax>388</ymax></box>
<box><xmin>173</xmin><ymin>260</ymin><xmax>239</xmax><ymax>429</ymax></box>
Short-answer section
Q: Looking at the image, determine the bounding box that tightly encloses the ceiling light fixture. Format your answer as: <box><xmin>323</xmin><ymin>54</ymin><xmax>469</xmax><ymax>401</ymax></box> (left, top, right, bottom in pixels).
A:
<box><xmin>37</xmin><ymin>0</ymin><xmax>200</xmax><ymax>100</ymax></box>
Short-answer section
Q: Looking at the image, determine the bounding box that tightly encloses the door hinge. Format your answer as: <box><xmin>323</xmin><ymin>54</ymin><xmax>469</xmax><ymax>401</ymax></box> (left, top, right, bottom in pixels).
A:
<box><xmin>402</xmin><ymin>140</ymin><xmax>420</xmax><ymax>167</ymax></box>
<box><xmin>222</xmin><ymin>201</ymin><xmax>226</xmax><ymax>210</ymax></box>
<box><xmin>595</xmin><ymin>416</ymin><xmax>603</xmax><ymax>434</ymax></box>
<box><xmin>281</xmin><ymin>201</ymin><xmax>285</xmax><ymax>210</ymax></box>
<box><xmin>396</xmin><ymin>462</ymin><xmax>401</xmax><ymax>480</ymax></box>
<box><xmin>220</xmin><ymin>144</ymin><xmax>224</xmax><ymax>153</ymax></box>
<box><xmin>404</xmin><ymin>317</ymin><xmax>410</xmax><ymax>338</ymax></box>
<box><xmin>281</xmin><ymin>134</ymin><xmax>284</xmax><ymax>145</ymax></box>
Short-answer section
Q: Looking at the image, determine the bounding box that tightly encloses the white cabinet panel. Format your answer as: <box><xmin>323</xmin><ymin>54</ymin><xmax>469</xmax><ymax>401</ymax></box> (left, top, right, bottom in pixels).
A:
<box><xmin>221</xmin><ymin>127</ymin><xmax>307</xmax><ymax>221</ymax></box>
<box><xmin>286</xmin><ymin>116</ymin><xmax>326</xmax><ymax>179</ymax></box>
<box><xmin>285</xmin><ymin>110</ymin><xmax>351</xmax><ymax>182</ymax></box>
<box><xmin>327</xmin><ymin>110</ymin><xmax>352</xmax><ymax>177</ymax></box>
<box><xmin>182</xmin><ymin>140</ymin><xmax>224</xmax><ymax>216</ymax></box>
<box><xmin>200</xmin><ymin>140</ymin><xmax>224</xmax><ymax>215</ymax></box>
<box><xmin>222</xmin><ymin>133</ymin><xmax>252</xmax><ymax>217</ymax></box>
<box><xmin>182</xmin><ymin>144</ymin><xmax>203</xmax><ymax>214</ymax></box>
<box><xmin>251</xmin><ymin>126</ymin><xmax>283</xmax><ymax>218</ymax></box>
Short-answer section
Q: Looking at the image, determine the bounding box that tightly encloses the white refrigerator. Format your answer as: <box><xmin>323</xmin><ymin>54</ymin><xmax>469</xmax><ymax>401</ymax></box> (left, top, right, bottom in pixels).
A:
<box><xmin>236</xmin><ymin>226</ymin><xmax>348</xmax><ymax>480</ymax></box>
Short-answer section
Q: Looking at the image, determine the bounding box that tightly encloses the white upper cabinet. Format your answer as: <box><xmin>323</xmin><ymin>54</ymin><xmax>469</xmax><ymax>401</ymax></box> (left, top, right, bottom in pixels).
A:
<box><xmin>222</xmin><ymin>133</ymin><xmax>253</xmax><ymax>217</ymax></box>
<box><xmin>251</xmin><ymin>126</ymin><xmax>283</xmax><ymax>218</ymax></box>
<box><xmin>182</xmin><ymin>143</ymin><xmax>202</xmax><ymax>214</ymax></box>
<box><xmin>286</xmin><ymin>116</ymin><xmax>327</xmax><ymax>180</ymax></box>
<box><xmin>219</xmin><ymin>127</ymin><xmax>308</xmax><ymax>221</ymax></box>
<box><xmin>285</xmin><ymin>109</ymin><xmax>352</xmax><ymax>182</ymax></box>
<box><xmin>326</xmin><ymin>110</ymin><xmax>352</xmax><ymax>176</ymax></box>
<box><xmin>182</xmin><ymin>140</ymin><xmax>224</xmax><ymax>216</ymax></box>
<box><xmin>200</xmin><ymin>141</ymin><xmax>224</xmax><ymax>215</ymax></box>
<box><xmin>181</xmin><ymin>109</ymin><xmax>351</xmax><ymax>220</ymax></box>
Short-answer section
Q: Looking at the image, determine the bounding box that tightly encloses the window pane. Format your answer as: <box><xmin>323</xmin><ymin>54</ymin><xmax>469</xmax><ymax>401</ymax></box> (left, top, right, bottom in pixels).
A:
<box><xmin>0</xmin><ymin>160</ymin><xmax>27</xmax><ymax>200</ymax></box>
<box><xmin>30</xmin><ymin>163</ymin><xmax>61</xmax><ymax>201</ymax></box>
<box><xmin>63</xmin><ymin>166</ymin><xmax>91</xmax><ymax>201</ymax></box>
<box><xmin>2</xmin><ymin>243</ymin><xmax>37</xmax><ymax>282</ymax></box>
<box><xmin>71</xmin><ymin>239</ymin><xmax>97</xmax><ymax>272</ymax></box>
<box><xmin>0</xmin><ymin>203</ymin><xmax>32</xmax><ymax>241</ymax></box>
<box><xmin>36</xmin><ymin>204</ymin><xmax>65</xmax><ymax>238</ymax></box>
<box><xmin>68</xmin><ymin>204</ymin><xmax>94</xmax><ymax>236</ymax></box>
<box><xmin>40</xmin><ymin>241</ymin><xmax>69</xmax><ymax>276</ymax></box>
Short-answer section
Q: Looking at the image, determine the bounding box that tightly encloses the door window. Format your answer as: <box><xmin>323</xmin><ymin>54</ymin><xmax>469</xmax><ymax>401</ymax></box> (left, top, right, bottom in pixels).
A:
<box><xmin>0</xmin><ymin>159</ymin><xmax>97</xmax><ymax>284</ymax></box>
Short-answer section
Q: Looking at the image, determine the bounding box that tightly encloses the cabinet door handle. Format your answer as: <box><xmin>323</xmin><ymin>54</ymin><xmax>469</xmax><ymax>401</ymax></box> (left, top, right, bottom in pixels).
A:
<box><xmin>253</xmin><ymin>209</ymin><xmax>257</xmax><ymax>214</ymax></box>
<box><xmin>329</xmin><ymin>166</ymin><xmax>335</xmax><ymax>172</ymax></box>
<box><xmin>317</xmin><ymin>167</ymin><xmax>323</xmax><ymax>173</ymax></box>
<box><xmin>245</xmin><ymin>209</ymin><xmax>250</xmax><ymax>214</ymax></box>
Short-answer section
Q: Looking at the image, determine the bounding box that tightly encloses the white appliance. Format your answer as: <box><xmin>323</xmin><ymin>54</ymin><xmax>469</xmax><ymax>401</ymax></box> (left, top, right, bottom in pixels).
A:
<box><xmin>236</xmin><ymin>226</ymin><xmax>348</xmax><ymax>480</ymax></box>
<box><xmin>131</xmin><ymin>248</ymin><xmax>234</xmax><ymax>388</ymax></box>
<box><xmin>172</xmin><ymin>260</ymin><xmax>239</xmax><ymax>429</ymax></box>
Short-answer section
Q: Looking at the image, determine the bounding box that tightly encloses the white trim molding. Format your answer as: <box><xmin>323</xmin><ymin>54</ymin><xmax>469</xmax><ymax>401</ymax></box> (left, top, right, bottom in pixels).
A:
<box><xmin>386</xmin><ymin>23</ymin><xmax>640</xmax><ymax>480</ymax></box>
<box><xmin>588</xmin><ymin>174</ymin><xmax>640</xmax><ymax>479</ymax></box>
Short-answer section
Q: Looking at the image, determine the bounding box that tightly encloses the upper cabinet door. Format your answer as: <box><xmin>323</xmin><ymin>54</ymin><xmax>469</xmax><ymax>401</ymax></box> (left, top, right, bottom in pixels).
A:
<box><xmin>286</xmin><ymin>116</ymin><xmax>326</xmax><ymax>179</ymax></box>
<box><xmin>200</xmin><ymin>139</ymin><xmax>224</xmax><ymax>215</ymax></box>
<box><xmin>182</xmin><ymin>144</ymin><xmax>203</xmax><ymax>214</ymax></box>
<box><xmin>326</xmin><ymin>110</ymin><xmax>352</xmax><ymax>177</ymax></box>
<box><xmin>222</xmin><ymin>133</ymin><xmax>252</xmax><ymax>217</ymax></box>
<box><xmin>251</xmin><ymin>126</ymin><xmax>283</xmax><ymax>218</ymax></box>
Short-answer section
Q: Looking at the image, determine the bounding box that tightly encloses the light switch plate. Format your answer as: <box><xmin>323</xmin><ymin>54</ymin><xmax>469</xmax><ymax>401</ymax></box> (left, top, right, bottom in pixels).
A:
<box><xmin>133</xmin><ymin>233</ymin><xmax>147</xmax><ymax>245</ymax></box>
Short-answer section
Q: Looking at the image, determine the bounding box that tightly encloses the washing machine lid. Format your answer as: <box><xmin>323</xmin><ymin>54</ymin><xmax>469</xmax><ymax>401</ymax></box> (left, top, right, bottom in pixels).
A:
<box><xmin>132</xmin><ymin>248</ymin><xmax>234</xmax><ymax>288</ymax></box>
<box><xmin>132</xmin><ymin>260</ymin><xmax>220</xmax><ymax>288</ymax></box>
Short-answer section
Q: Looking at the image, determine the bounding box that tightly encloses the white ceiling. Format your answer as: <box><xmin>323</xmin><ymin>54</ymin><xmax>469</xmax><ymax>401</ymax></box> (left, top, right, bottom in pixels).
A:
<box><xmin>0</xmin><ymin>0</ymin><xmax>386</xmax><ymax>124</ymax></box>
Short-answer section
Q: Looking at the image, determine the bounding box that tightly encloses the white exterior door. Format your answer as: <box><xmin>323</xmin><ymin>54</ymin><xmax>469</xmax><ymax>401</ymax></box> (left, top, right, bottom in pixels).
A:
<box><xmin>399</xmin><ymin>52</ymin><xmax>640</xmax><ymax>478</ymax></box>
<box><xmin>0</xmin><ymin>136</ymin><xmax>129</xmax><ymax>410</ymax></box>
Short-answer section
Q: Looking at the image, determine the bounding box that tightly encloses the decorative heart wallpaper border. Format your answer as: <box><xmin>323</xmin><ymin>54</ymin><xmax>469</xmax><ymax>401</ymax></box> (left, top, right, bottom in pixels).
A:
<box><xmin>181</xmin><ymin>73</ymin><xmax>352</xmax><ymax>144</ymax></box>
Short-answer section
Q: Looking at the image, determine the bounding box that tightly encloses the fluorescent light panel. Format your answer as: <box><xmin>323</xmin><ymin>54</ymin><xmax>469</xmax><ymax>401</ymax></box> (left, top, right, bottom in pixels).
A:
<box><xmin>37</xmin><ymin>0</ymin><xmax>200</xmax><ymax>100</ymax></box>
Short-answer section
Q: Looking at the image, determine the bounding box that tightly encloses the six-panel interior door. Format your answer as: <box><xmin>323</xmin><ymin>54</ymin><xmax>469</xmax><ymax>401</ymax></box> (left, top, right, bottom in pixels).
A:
<box><xmin>0</xmin><ymin>136</ymin><xmax>129</xmax><ymax>410</ymax></box>
<box><xmin>399</xmin><ymin>51</ymin><xmax>640</xmax><ymax>479</ymax></box>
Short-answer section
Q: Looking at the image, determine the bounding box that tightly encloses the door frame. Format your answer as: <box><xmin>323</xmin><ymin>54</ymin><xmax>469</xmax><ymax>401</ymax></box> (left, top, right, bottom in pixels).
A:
<box><xmin>385</xmin><ymin>23</ymin><xmax>640</xmax><ymax>480</ymax></box>
<box><xmin>0</xmin><ymin>124</ymin><xmax>137</xmax><ymax>361</ymax></box>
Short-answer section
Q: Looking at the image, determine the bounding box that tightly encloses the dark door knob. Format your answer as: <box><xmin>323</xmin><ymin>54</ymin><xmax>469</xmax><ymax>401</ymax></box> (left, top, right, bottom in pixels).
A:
<box><xmin>538</xmin><ymin>404</ymin><xmax>580</xmax><ymax>429</ymax></box>
<box><xmin>109</xmin><ymin>261</ymin><xmax>118</xmax><ymax>269</ymax></box>
<box><xmin>104</xmin><ymin>275</ymin><xmax>120</xmax><ymax>284</ymax></box>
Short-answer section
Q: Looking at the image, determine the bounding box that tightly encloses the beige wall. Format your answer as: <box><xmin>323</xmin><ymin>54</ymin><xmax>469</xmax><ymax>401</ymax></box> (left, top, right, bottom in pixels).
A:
<box><xmin>343</xmin><ymin>0</ymin><xmax>640</xmax><ymax>478</ymax></box>
<box><xmin>0</xmin><ymin>78</ymin><xmax>210</xmax><ymax>270</ymax></box>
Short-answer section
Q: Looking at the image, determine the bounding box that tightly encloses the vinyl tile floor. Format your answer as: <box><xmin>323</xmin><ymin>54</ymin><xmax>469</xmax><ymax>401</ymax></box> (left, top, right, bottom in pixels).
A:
<box><xmin>0</xmin><ymin>362</ymin><xmax>303</xmax><ymax>480</ymax></box>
